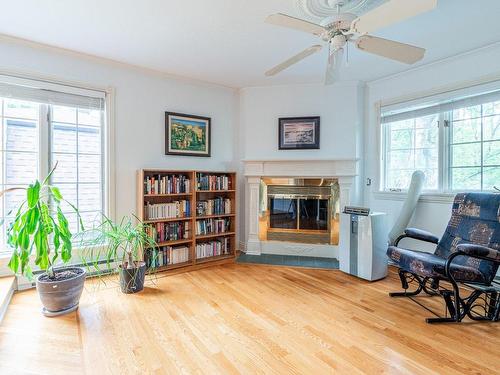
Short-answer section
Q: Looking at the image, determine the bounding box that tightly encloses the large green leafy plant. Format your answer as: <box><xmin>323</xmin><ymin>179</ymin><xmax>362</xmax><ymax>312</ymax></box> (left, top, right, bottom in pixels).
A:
<box><xmin>3</xmin><ymin>167</ymin><xmax>81</xmax><ymax>280</ymax></box>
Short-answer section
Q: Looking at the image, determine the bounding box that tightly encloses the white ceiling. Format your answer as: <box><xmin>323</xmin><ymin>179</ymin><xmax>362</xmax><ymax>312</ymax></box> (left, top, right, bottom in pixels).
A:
<box><xmin>0</xmin><ymin>0</ymin><xmax>500</xmax><ymax>88</ymax></box>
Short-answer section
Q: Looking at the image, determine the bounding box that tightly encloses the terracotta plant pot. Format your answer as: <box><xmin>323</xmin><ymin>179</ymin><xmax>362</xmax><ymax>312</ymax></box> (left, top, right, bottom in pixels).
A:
<box><xmin>36</xmin><ymin>267</ymin><xmax>86</xmax><ymax>317</ymax></box>
<box><xmin>119</xmin><ymin>261</ymin><xmax>146</xmax><ymax>294</ymax></box>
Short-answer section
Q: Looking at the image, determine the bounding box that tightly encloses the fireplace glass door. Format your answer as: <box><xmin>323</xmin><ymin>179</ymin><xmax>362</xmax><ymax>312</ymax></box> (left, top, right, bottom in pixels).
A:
<box><xmin>269</xmin><ymin>198</ymin><xmax>297</xmax><ymax>229</ymax></box>
<box><xmin>298</xmin><ymin>198</ymin><xmax>328</xmax><ymax>231</ymax></box>
<box><xmin>269</xmin><ymin>197</ymin><xmax>329</xmax><ymax>232</ymax></box>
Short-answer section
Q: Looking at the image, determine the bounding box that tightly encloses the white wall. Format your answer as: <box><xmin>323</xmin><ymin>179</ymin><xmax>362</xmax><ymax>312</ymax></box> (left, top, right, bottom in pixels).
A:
<box><xmin>0</xmin><ymin>37</ymin><xmax>239</xmax><ymax>227</ymax></box>
<box><xmin>240</xmin><ymin>82</ymin><xmax>364</xmax><ymax>161</ymax></box>
<box><xmin>364</xmin><ymin>43</ymin><xmax>500</xmax><ymax>252</ymax></box>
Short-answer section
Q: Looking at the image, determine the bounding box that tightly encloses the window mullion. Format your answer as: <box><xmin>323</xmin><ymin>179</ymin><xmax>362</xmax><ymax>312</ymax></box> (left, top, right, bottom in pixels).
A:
<box><xmin>39</xmin><ymin>104</ymin><xmax>50</xmax><ymax>180</ymax></box>
<box><xmin>439</xmin><ymin>111</ymin><xmax>451</xmax><ymax>192</ymax></box>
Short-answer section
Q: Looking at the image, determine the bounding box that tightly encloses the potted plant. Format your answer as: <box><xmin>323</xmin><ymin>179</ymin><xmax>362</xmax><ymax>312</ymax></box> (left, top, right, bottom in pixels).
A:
<box><xmin>3</xmin><ymin>169</ymin><xmax>85</xmax><ymax>317</ymax></box>
<box><xmin>83</xmin><ymin>216</ymin><xmax>157</xmax><ymax>294</ymax></box>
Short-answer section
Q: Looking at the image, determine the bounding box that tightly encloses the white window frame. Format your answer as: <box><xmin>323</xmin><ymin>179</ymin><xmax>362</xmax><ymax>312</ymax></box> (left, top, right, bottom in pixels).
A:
<box><xmin>379</xmin><ymin>80</ymin><xmax>500</xmax><ymax>199</ymax></box>
<box><xmin>0</xmin><ymin>72</ymin><xmax>115</xmax><ymax>274</ymax></box>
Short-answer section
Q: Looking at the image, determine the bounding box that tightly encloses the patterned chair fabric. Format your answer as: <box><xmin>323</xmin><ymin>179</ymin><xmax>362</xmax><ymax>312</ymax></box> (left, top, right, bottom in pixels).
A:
<box><xmin>387</xmin><ymin>192</ymin><xmax>500</xmax><ymax>285</ymax></box>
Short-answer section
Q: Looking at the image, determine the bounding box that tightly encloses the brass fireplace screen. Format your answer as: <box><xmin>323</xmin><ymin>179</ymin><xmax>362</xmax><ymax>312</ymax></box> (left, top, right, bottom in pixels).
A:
<box><xmin>258</xmin><ymin>178</ymin><xmax>340</xmax><ymax>245</ymax></box>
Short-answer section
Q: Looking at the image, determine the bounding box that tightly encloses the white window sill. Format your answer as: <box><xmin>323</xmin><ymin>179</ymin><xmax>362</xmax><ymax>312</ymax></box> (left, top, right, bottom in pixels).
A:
<box><xmin>373</xmin><ymin>191</ymin><xmax>455</xmax><ymax>204</ymax></box>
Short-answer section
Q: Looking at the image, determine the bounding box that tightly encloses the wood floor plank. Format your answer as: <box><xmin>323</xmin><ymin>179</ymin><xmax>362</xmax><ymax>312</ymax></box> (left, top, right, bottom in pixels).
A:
<box><xmin>0</xmin><ymin>264</ymin><xmax>499</xmax><ymax>374</ymax></box>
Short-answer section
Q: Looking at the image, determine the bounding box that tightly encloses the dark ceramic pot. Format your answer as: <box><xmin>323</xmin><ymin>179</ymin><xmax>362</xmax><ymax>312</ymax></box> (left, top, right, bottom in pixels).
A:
<box><xmin>119</xmin><ymin>261</ymin><xmax>146</xmax><ymax>294</ymax></box>
<box><xmin>36</xmin><ymin>267</ymin><xmax>86</xmax><ymax>317</ymax></box>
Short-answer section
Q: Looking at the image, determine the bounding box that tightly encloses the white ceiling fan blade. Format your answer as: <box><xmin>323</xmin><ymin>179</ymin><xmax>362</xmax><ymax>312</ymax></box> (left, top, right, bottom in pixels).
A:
<box><xmin>265</xmin><ymin>45</ymin><xmax>322</xmax><ymax>76</ymax></box>
<box><xmin>325</xmin><ymin>48</ymin><xmax>344</xmax><ymax>85</ymax></box>
<box><xmin>266</xmin><ymin>13</ymin><xmax>325</xmax><ymax>36</ymax></box>
<box><xmin>355</xmin><ymin>35</ymin><xmax>425</xmax><ymax>64</ymax></box>
<box><xmin>350</xmin><ymin>0</ymin><xmax>437</xmax><ymax>35</ymax></box>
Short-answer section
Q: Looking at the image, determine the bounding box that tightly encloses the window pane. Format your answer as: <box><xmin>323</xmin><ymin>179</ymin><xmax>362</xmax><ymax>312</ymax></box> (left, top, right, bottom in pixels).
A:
<box><xmin>52</xmin><ymin>105</ymin><xmax>76</xmax><ymax>123</ymax></box>
<box><xmin>453</xmin><ymin>105</ymin><xmax>481</xmax><ymax>120</ymax></box>
<box><xmin>4</xmin><ymin>99</ymin><xmax>39</xmax><ymax>120</ymax></box>
<box><xmin>5</xmin><ymin>119</ymin><xmax>38</xmax><ymax>152</ymax></box>
<box><xmin>483</xmin><ymin>167</ymin><xmax>500</xmax><ymax>191</ymax></box>
<box><xmin>78</xmin><ymin>126</ymin><xmax>101</xmax><ymax>154</ymax></box>
<box><xmin>415</xmin><ymin>148</ymin><xmax>438</xmax><ymax>170</ymax></box>
<box><xmin>388</xmin><ymin>150</ymin><xmax>414</xmax><ymax>170</ymax></box>
<box><xmin>78</xmin><ymin>109</ymin><xmax>101</xmax><ymax>126</ymax></box>
<box><xmin>51</xmin><ymin>153</ymin><xmax>77</xmax><ymax>183</ymax></box>
<box><xmin>4</xmin><ymin>187</ymin><xmax>27</xmax><ymax>217</ymax></box>
<box><xmin>451</xmin><ymin>167</ymin><xmax>481</xmax><ymax>190</ymax></box>
<box><xmin>390</xmin><ymin>129</ymin><xmax>412</xmax><ymax>149</ymax></box>
<box><xmin>483</xmin><ymin>101</ymin><xmax>500</xmax><ymax>116</ymax></box>
<box><xmin>451</xmin><ymin>118</ymin><xmax>481</xmax><ymax>143</ymax></box>
<box><xmin>78</xmin><ymin>184</ymin><xmax>102</xmax><ymax>211</ymax></box>
<box><xmin>483</xmin><ymin>141</ymin><xmax>500</xmax><ymax>166</ymax></box>
<box><xmin>56</xmin><ymin>183</ymin><xmax>77</xmax><ymax>213</ymax></box>
<box><xmin>78</xmin><ymin>154</ymin><xmax>101</xmax><ymax>183</ymax></box>
<box><xmin>5</xmin><ymin>151</ymin><xmax>37</xmax><ymax>184</ymax></box>
<box><xmin>452</xmin><ymin>143</ymin><xmax>481</xmax><ymax>167</ymax></box>
<box><xmin>415</xmin><ymin>128</ymin><xmax>438</xmax><ymax>148</ymax></box>
<box><xmin>483</xmin><ymin>115</ymin><xmax>500</xmax><ymax>141</ymax></box>
<box><xmin>79</xmin><ymin>211</ymin><xmax>102</xmax><ymax>230</ymax></box>
<box><xmin>52</xmin><ymin>123</ymin><xmax>76</xmax><ymax>152</ymax></box>
<box><xmin>387</xmin><ymin>169</ymin><xmax>414</xmax><ymax>190</ymax></box>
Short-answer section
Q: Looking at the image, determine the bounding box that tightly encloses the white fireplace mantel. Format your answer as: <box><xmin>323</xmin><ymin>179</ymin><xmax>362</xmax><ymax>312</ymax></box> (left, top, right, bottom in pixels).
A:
<box><xmin>242</xmin><ymin>158</ymin><xmax>359</xmax><ymax>260</ymax></box>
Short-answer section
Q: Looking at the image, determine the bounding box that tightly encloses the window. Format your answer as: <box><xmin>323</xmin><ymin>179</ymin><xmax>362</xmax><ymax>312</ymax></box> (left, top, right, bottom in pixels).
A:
<box><xmin>0</xmin><ymin>77</ymin><xmax>107</xmax><ymax>252</ymax></box>
<box><xmin>381</xmin><ymin>85</ymin><xmax>500</xmax><ymax>192</ymax></box>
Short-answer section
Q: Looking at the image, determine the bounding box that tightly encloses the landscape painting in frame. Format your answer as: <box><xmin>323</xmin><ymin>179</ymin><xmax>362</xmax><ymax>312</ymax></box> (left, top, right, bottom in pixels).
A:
<box><xmin>279</xmin><ymin>116</ymin><xmax>320</xmax><ymax>150</ymax></box>
<box><xmin>165</xmin><ymin>112</ymin><xmax>211</xmax><ymax>157</ymax></box>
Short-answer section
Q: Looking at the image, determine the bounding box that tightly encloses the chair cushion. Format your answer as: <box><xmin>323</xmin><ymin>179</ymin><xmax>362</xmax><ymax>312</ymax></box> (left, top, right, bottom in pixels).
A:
<box><xmin>387</xmin><ymin>246</ymin><xmax>489</xmax><ymax>284</ymax></box>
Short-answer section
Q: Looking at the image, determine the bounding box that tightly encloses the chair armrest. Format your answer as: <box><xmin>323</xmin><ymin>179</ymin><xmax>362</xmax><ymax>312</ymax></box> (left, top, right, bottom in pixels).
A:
<box><xmin>394</xmin><ymin>228</ymin><xmax>439</xmax><ymax>246</ymax></box>
<box><xmin>456</xmin><ymin>244</ymin><xmax>500</xmax><ymax>262</ymax></box>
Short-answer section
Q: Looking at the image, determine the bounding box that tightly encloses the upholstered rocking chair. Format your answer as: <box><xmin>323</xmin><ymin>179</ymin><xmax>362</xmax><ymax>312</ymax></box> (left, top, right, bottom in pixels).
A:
<box><xmin>387</xmin><ymin>192</ymin><xmax>500</xmax><ymax>323</ymax></box>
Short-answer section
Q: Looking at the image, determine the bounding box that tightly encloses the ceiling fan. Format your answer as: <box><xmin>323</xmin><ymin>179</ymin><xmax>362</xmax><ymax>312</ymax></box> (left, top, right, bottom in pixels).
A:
<box><xmin>265</xmin><ymin>0</ymin><xmax>438</xmax><ymax>84</ymax></box>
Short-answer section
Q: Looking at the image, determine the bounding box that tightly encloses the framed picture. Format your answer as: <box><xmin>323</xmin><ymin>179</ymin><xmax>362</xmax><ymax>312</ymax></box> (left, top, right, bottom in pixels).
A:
<box><xmin>278</xmin><ymin>116</ymin><xmax>320</xmax><ymax>150</ymax></box>
<box><xmin>165</xmin><ymin>112</ymin><xmax>211</xmax><ymax>157</ymax></box>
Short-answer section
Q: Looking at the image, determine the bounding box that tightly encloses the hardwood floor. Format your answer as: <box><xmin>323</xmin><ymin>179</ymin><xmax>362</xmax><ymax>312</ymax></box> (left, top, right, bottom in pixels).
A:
<box><xmin>0</xmin><ymin>264</ymin><xmax>499</xmax><ymax>374</ymax></box>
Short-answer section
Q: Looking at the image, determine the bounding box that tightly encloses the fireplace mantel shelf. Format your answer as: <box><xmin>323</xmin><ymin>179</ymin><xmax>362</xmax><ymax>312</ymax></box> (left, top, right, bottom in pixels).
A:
<box><xmin>243</xmin><ymin>158</ymin><xmax>359</xmax><ymax>178</ymax></box>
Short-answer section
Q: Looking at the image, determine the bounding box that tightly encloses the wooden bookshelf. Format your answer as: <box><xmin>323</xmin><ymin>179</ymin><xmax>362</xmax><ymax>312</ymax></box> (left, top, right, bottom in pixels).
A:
<box><xmin>137</xmin><ymin>169</ymin><xmax>237</xmax><ymax>274</ymax></box>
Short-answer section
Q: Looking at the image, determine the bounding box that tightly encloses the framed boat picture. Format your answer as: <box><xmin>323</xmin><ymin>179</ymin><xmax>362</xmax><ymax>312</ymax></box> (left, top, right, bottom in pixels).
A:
<box><xmin>278</xmin><ymin>116</ymin><xmax>320</xmax><ymax>150</ymax></box>
<box><xmin>165</xmin><ymin>112</ymin><xmax>211</xmax><ymax>157</ymax></box>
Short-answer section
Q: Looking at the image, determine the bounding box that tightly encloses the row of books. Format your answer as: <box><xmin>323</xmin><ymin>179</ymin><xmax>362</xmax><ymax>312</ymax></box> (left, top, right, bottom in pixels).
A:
<box><xmin>196</xmin><ymin>173</ymin><xmax>232</xmax><ymax>191</ymax></box>
<box><xmin>196</xmin><ymin>197</ymin><xmax>232</xmax><ymax>216</ymax></box>
<box><xmin>144</xmin><ymin>174</ymin><xmax>190</xmax><ymax>195</ymax></box>
<box><xmin>195</xmin><ymin>218</ymin><xmax>230</xmax><ymax>236</ymax></box>
<box><xmin>196</xmin><ymin>238</ymin><xmax>230</xmax><ymax>259</ymax></box>
<box><xmin>144</xmin><ymin>200</ymin><xmax>191</xmax><ymax>220</ymax></box>
<box><xmin>146</xmin><ymin>221</ymin><xmax>190</xmax><ymax>242</ymax></box>
<box><xmin>145</xmin><ymin>246</ymin><xmax>190</xmax><ymax>268</ymax></box>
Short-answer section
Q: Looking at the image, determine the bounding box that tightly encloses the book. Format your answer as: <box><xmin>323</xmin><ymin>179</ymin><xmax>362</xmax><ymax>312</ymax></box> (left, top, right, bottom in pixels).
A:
<box><xmin>195</xmin><ymin>217</ymin><xmax>230</xmax><ymax>236</ymax></box>
<box><xmin>195</xmin><ymin>238</ymin><xmax>230</xmax><ymax>259</ymax></box>
<box><xmin>145</xmin><ymin>245</ymin><xmax>190</xmax><ymax>267</ymax></box>
<box><xmin>196</xmin><ymin>197</ymin><xmax>231</xmax><ymax>216</ymax></box>
<box><xmin>196</xmin><ymin>173</ymin><xmax>232</xmax><ymax>191</ymax></box>
<box><xmin>144</xmin><ymin>174</ymin><xmax>190</xmax><ymax>195</ymax></box>
<box><xmin>144</xmin><ymin>200</ymin><xmax>190</xmax><ymax>220</ymax></box>
<box><xmin>146</xmin><ymin>221</ymin><xmax>190</xmax><ymax>242</ymax></box>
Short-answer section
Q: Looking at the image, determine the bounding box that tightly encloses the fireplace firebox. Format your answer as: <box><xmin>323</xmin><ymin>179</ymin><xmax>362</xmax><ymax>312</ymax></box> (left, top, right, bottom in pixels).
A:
<box><xmin>259</xmin><ymin>178</ymin><xmax>339</xmax><ymax>245</ymax></box>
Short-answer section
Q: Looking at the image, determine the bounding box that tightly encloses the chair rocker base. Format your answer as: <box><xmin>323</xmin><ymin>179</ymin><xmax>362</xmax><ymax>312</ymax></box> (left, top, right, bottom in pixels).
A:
<box><xmin>390</xmin><ymin>269</ymin><xmax>500</xmax><ymax>323</ymax></box>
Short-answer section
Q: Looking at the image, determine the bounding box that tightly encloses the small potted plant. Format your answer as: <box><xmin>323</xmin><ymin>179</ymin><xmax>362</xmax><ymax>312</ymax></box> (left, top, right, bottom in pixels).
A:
<box><xmin>3</xmin><ymin>168</ymin><xmax>85</xmax><ymax>317</ymax></box>
<box><xmin>83</xmin><ymin>216</ymin><xmax>157</xmax><ymax>294</ymax></box>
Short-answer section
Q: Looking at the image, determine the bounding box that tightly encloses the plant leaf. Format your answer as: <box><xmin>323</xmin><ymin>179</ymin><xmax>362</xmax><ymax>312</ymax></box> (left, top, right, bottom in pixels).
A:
<box><xmin>27</xmin><ymin>181</ymin><xmax>40</xmax><ymax>208</ymax></box>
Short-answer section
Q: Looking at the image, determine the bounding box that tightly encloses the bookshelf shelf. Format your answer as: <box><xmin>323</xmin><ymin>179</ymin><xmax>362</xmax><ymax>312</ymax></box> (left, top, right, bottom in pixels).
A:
<box><xmin>144</xmin><ymin>193</ymin><xmax>192</xmax><ymax>197</ymax></box>
<box><xmin>195</xmin><ymin>213</ymin><xmax>236</xmax><ymax>220</ymax></box>
<box><xmin>196</xmin><ymin>190</ymin><xmax>236</xmax><ymax>193</ymax></box>
<box><xmin>143</xmin><ymin>217</ymin><xmax>192</xmax><ymax>224</ymax></box>
<box><xmin>138</xmin><ymin>169</ymin><xmax>237</xmax><ymax>275</ymax></box>
<box><xmin>196</xmin><ymin>232</ymin><xmax>235</xmax><ymax>240</ymax></box>
<box><xmin>150</xmin><ymin>238</ymin><xmax>193</xmax><ymax>247</ymax></box>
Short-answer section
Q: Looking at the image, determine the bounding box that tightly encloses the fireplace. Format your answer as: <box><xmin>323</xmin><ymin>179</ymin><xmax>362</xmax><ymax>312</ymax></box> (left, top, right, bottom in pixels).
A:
<box><xmin>259</xmin><ymin>178</ymin><xmax>339</xmax><ymax>245</ymax></box>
